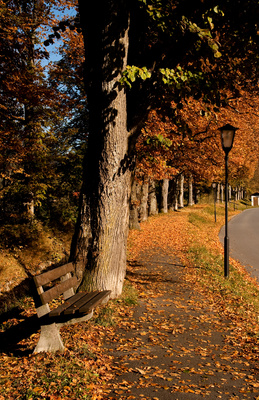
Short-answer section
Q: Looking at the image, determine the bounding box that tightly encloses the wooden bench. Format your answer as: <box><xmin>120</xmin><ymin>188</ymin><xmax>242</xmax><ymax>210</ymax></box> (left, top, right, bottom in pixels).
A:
<box><xmin>33</xmin><ymin>262</ymin><xmax>111</xmax><ymax>353</ymax></box>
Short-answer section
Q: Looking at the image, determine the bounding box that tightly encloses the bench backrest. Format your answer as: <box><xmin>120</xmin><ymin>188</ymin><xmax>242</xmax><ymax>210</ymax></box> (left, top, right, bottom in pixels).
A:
<box><xmin>33</xmin><ymin>262</ymin><xmax>80</xmax><ymax>317</ymax></box>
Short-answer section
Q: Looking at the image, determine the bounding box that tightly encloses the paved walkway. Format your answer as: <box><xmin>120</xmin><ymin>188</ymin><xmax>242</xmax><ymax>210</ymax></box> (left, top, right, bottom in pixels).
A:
<box><xmin>219</xmin><ymin>208</ymin><xmax>259</xmax><ymax>283</ymax></box>
<box><xmin>104</xmin><ymin>248</ymin><xmax>258</xmax><ymax>399</ymax></box>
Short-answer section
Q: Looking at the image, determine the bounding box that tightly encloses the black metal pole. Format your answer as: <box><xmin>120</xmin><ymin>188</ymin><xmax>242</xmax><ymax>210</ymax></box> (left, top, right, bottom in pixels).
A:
<box><xmin>214</xmin><ymin>186</ymin><xmax>217</xmax><ymax>223</ymax></box>
<box><xmin>224</xmin><ymin>153</ymin><xmax>229</xmax><ymax>278</ymax></box>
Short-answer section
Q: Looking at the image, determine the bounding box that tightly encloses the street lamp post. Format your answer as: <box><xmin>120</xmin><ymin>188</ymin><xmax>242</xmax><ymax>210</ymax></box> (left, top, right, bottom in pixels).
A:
<box><xmin>212</xmin><ymin>182</ymin><xmax>217</xmax><ymax>222</ymax></box>
<box><xmin>219</xmin><ymin>124</ymin><xmax>238</xmax><ymax>278</ymax></box>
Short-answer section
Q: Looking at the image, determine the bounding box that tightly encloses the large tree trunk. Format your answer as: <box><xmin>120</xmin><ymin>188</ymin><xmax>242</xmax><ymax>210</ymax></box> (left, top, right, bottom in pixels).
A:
<box><xmin>173</xmin><ymin>178</ymin><xmax>179</xmax><ymax>211</ymax></box>
<box><xmin>179</xmin><ymin>174</ymin><xmax>184</xmax><ymax>209</ymax></box>
<box><xmin>148</xmin><ymin>180</ymin><xmax>158</xmax><ymax>216</ymax></box>
<box><xmin>168</xmin><ymin>178</ymin><xmax>178</xmax><ymax>211</ymax></box>
<box><xmin>129</xmin><ymin>179</ymin><xmax>141</xmax><ymax>230</ymax></box>
<box><xmin>160</xmin><ymin>179</ymin><xmax>169</xmax><ymax>213</ymax></box>
<box><xmin>217</xmin><ymin>183</ymin><xmax>220</xmax><ymax>203</ymax></box>
<box><xmin>70</xmin><ymin>1</ymin><xmax>131</xmax><ymax>298</ymax></box>
<box><xmin>221</xmin><ymin>183</ymin><xmax>224</xmax><ymax>203</ymax></box>
<box><xmin>138</xmin><ymin>181</ymin><xmax>149</xmax><ymax>222</ymax></box>
<box><xmin>188</xmin><ymin>174</ymin><xmax>194</xmax><ymax>206</ymax></box>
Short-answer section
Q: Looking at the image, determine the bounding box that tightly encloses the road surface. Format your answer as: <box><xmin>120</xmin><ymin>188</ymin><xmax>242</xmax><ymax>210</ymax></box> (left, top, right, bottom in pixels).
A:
<box><xmin>219</xmin><ymin>208</ymin><xmax>259</xmax><ymax>283</ymax></box>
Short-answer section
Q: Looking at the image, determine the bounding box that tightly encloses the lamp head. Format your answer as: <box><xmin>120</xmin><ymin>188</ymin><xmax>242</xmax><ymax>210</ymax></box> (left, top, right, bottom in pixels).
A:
<box><xmin>219</xmin><ymin>124</ymin><xmax>238</xmax><ymax>154</ymax></box>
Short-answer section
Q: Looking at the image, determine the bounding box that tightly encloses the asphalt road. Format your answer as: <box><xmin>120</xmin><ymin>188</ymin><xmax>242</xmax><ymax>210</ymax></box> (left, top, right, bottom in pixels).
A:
<box><xmin>219</xmin><ymin>207</ymin><xmax>259</xmax><ymax>283</ymax></box>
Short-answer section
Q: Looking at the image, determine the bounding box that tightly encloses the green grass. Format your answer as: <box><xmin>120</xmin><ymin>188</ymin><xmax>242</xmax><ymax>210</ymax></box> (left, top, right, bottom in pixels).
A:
<box><xmin>188</xmin><ymin>212</ymin><xmax>211</xmax><ymax>226</ymax></box>
<box><xmin>186</xmin><ymin>205</ymin><xmax>259</xmax><ymax>336</ymax></box>
<box><xmin>120</xmin><ymin>280</ymin><xmax>138</xmax><ymax>306</ymax></box>
<box><xmin>94</xmin><ymin>304</ymin><xmax>116</xmax><ymax>326</ymax></box>
<box><xmin>93</xmin><ymin>279</ymin><xmax>138</xmax><ymax>327</ymax></box>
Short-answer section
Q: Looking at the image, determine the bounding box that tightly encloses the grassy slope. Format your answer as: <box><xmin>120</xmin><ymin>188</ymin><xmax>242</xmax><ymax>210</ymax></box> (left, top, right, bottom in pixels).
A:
<box><xmin>0</xmin><ymin>224</ymin><xmax>72</xmax><ymax>297</ymax></box>
<box><xmin>185</xmin><ymin>204</ymin><xmax>259</xmax><ymax>336</ymax></box>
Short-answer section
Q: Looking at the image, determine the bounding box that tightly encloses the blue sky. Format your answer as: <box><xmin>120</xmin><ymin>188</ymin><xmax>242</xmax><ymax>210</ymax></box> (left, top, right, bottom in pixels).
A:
<box><xmin>41</xmin><ymin>6</ymin><xmax>77</xmax><ymax>67</ymax></box>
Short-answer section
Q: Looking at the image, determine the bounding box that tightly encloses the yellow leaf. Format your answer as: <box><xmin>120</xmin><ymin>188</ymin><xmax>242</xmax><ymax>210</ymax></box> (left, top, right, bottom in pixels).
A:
<box><xmin>33</xmin><ymin>387</ymin><xmax>43</xmax><ymax>394</ymax></box>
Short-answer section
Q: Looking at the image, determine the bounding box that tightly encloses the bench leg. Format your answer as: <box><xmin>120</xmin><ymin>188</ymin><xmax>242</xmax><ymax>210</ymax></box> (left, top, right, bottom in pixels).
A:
<box><xmin>34</xmin><ymin>323</ymin><xmax>65</xmax><ymax>353</ymax></box>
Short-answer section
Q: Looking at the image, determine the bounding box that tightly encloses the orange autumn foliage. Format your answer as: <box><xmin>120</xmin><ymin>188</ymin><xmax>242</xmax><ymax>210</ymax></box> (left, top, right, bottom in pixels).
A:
<box><xmin>135</xmin><ymin>88</ymin><xmax>259</xmax><ymax>188</ymax></box>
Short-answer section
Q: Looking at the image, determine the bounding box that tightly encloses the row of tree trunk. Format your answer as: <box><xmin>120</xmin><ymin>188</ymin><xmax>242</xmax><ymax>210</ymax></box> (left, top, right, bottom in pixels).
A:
<box><xmin>129</xmin><ymin>174</ymin><xmax>195</xmax><ymax>230</ymax></box>
<box><xmin>130</xmin><ymin>177</ymin><xmax>246</xmax><ymax>230</ymax></box>
<box><xmin>213</xmin><ymin>183</ymin><xmax>245</xmax><ymax>203</ymax></box>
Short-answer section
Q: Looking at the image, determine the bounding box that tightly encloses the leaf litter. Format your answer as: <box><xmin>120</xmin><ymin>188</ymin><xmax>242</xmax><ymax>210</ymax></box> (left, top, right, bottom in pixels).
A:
<box><xmin>0</xmin><ymin>205</ymin><xmax>258</xmax><ymax>399</ymax></box>
<box><xmin>104</xmin><ymin>207</ymin><xmax>259</xmax><ymax>399</ymax></box>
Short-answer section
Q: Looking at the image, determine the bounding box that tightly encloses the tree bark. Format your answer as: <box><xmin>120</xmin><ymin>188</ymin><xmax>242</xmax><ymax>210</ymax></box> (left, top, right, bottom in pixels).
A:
<box><xmin>188</xmin><ymin>174</ymin><xmax>194</xmax><ymax>206</ymax></box>
<box><xmin>234</xmin><ymin>187</ymin><xmax>238</xmax><ymax>201</ymax></box>
<box><xmin>129</xmin><ymin>179</ymin><xmax>140</xmax><ymax>230</ymax></box>
<box><xmin>168</xmin><ymin>178</ymin><xmax>178</xmax><ymax>211</ymax></box>
<box><xmin>70</xmin><ymin>1</ymin><xmax>131</xmax><ymax>298</ymax></box>
<box><xmin>221</xmin><ymin>184</ymin><xmax>224</xmax><ymax>203</ymax></box>
<box><xmin>179</xmin><ymin>174</ymin><xmax>184</xmax><ymax>208</ymax></box>
<box><xmin>173</xmin><ymin>178</ymin><xmax>179</xmax><ymax>211</ymax></box>
<box><xmin>217</xmin><ymin>183</ymin><xmax>220</xmax><ymax>203</ymax></box>
<box><xmin>138</xmin><ymin>181</ymin><xmax>149</xmax><ymax>222</ymax></box>
<box><xmin>160</xmin><ymin>179</ymin><xmax>169</xmax><ymax>213</ymax></box>
<box><xmin>148</xmin><ymin>180</ymin><xmax>158</xmax><ymax>216</ymax></box>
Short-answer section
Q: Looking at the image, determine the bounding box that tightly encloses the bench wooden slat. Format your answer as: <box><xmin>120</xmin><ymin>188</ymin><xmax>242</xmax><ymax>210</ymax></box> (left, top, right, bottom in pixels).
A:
<box><xmin>33</xmin><ymin>260</ymin><xmax>112</xmax><ymax>353</ymax></box>
<box><xmin>48</xmin><ymin>292</ymin><xmax>88</xmax><ymax>317</ymax></box>
<box><xmin>34</xmin><ymin>262</ymin><xmax>75</xmax><ymax>287</ymax></box>
<box><xmin>64</xmin><ymin>291</ymin><xmax>100</xmax><ymax>315</ymax></box>
<box><xmin>40</xmin><ymin>276</ymin><xmax>78</xmax><ymax>304</ymax></box>
<box><xmin>78</xmin><ymin>290</ymin><xmax>111</xmax><ymax>314</ymax></box>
